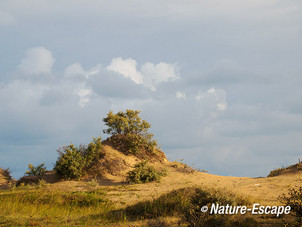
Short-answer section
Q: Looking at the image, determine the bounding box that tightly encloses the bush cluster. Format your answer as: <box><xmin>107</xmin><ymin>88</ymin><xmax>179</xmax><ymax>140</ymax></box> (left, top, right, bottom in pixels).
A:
<box><xmin>54</xmin><ymin>137</ymin><xmax>104</xmax><ymax>180</ymax></box>
<box><xmin>280</xmin><ymin>187</ymin><xmax>302</xmax><ymax>223</ymax></box>
<box><xmin>127</xmin><ymin>161</ymin><xmax>166</xmax><ymax>184</ymax></box>
<box><xmin>0</xmin><ymin>168</ymin><xmax>12</xmax><ymax>181</ymax></box>
<box><xmin>267</xmin><ymin>162</ymin><xmax>302</xmax><ymax>177</ymax></box>
<box><xmin>124</xmin><ymin>187</ymin><xmax>252</xmax><ymax>226</ymax></box>
<box><xmin>106</xmin><ymin>134</ymin><xmax>157</xmax><ymax>155</ymax></box>
<box><xmin>25</xmin><ymin>163</ymin><xmax>47</xmax><ymax>176</ymax></box>
<box><xmin>103</xmin><ymin>110</ymin><xmax>158</xmax><ymax>155</ymax></box>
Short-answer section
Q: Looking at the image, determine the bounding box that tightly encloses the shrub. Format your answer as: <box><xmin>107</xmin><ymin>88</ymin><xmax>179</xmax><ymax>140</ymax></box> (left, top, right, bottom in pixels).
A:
<box><xmin>0</xmin><ymin>168</ymin><xmax>12</xmax><ymax>181</ymax></box>
<box><xmin>267</xmin><ymin>162</ymin><xmax>302</xmax><ymax>177</ymax></box>
<box><xmin>25</xmin><ymin>163</ymin><xmax>47</xmax><ymax>176</ymax></box>
<box><xmin>54</xmin><ymin>137</ymin><xmax>104</xmax><ymax>180</ymax></box>
<box><xmin>127</xmin><ymin>161</ymin><xmax>166</xmax><ymax>184</ymax></box>
<box><xmin>103</xmin><ymin>110</ymin><xmax>158</xmax><ymax>154</ymax></box>
<box><xmin>280</xmin><ymin>187</ymin><xmax>302</xmax><ymax>223</ymax></box>
<box><xmin>54</xmin><ymin>143</ymin><xmax>85</xmax><ymax>180</ymax></box>
<box><xmin>267</xmin><ymin>167</ymin><xmax>286</xmax><ymax>177</ymax></box>
<box><xmin>83</xmin><ymin>137</ymin><xmax>104</xmax><ymax>170</ymax></box>
<box><xmin>106</xmin><ymin>134</ymin><xmax>157</xmax><ymax>155</ymax></box>
<box><xmin>124</xmin><ymin>187</ymin><xmax>252</xmax><ymax>226</ymax></box>
<box><xmin>103</xmin><ymin>109</ymin><xmax>151</xmax><ymax>136</ymax></box>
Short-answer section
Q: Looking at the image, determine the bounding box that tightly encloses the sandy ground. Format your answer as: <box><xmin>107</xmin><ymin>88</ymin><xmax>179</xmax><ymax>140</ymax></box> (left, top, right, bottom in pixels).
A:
<box><xmin>46</xmin><ymin>162</ymin><xmax>302</xmax><ymax>208</ymax></box>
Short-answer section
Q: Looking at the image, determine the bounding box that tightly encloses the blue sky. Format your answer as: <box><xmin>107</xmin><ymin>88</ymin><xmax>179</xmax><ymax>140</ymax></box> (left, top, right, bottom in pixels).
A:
<box><xmin>1</xmin><ymin>0</ymin><xmax>302</xmax><ymax>178</ymax></box>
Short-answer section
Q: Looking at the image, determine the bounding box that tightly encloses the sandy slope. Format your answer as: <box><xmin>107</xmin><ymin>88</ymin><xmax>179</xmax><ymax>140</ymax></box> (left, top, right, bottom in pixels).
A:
<box><xmin>47</xmin><ymin>160</ymin><xmax>302</xmax><ymax>208</ymax></box>
<box><xmin>7</xmin><ymin>145</ymin><xmax>301</xmax><ymax>208</ymax></box>
<box><xmin>103</xmin><ymin>166</ymin><xmax>302</xmax><ymax>207</ymax></box>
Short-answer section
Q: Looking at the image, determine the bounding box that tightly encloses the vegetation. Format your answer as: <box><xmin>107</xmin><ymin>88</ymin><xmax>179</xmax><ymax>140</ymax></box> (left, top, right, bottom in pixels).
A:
<box><xmin>103</xmin><ymin>110</ymin><xmax>158</xmax><ymax>154</ymax></box>
<box><xmin>103</xmin><ymin>109</ymin><xmax>151</xmax><ymax>136</ymax></box>
<box><xmin>280</xmin><ymin>187</ymin><xmax>302</xmax><ymax>223</ymax></box>
<box><xmin>0</xmin><ymin>168</ymin><xmax>12</xmax><ymax>181</ymax></box>
<box><xmin>124</xmin><ymin>187</ymin><xmax>253</xmax><ymax>226</ymax></box>
<box><xmin>25</xmin><ymin>163</ymin><xmax>47</xmax><ymax>176</ymax></box>
<box><xmin>0</xmin><ymin>186</ymin><xmax>113</xmax><ymax>226</ymax></box>
<box><xmin>54</xmin><ymin>137</ymin><xmax>104</xmax><ymax>180</ymax></box>
<box><xmin>126</xmin><ymin>161</ymin><xmax>166</xmax><ymax>184</ymax></box>
<box><xmin>1</xmin><ymin>110</ymin><xmax>300</xmax><ymax>226</ymax></box>
<box><xmin>268</xmin><ymin>162</ymin><xmax>302</xmax><ymax>177</ymax></box>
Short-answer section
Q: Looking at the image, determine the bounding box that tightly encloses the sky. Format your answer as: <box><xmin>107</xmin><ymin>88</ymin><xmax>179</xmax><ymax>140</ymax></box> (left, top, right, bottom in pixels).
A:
<box><xmin>1</xmin><ymin>0</ymin><xmax>302</xmax><ymax>178</ymax></box>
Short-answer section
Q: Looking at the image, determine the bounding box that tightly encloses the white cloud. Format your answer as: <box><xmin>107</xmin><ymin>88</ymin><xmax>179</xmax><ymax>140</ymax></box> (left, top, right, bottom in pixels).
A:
<box><xmin>107</xmin><ymin>58</ymin><xmax>143</xmax><ymax>84</ymax></box>
<box><xmin>176</xmin><ymin>91</ymin><xmax>186</xmax><ymax>99</ymax></box>
<box><xmin>64</xmin><ymin>63</ymin><xmax>101</xmax><ymax>79</ymax></box>
<box><xmin>107</xmin><ymin>58</ymin><xmax>179</xmax><ymax>90</ymax></box>
<box><xmin>141</xmin><ymin>62</ymin><xmax>180</xmax><ymax>91</ymax></box>
<box><xmin>207</xmin><ymin>87</ymin><xmax>216</xmax><ymax>94</ymax></box>
<box><xmin>196</xmin><ymin>87</ymin><xmax>228</xmax><ymax>111</ymax></box>
<box><xmin>75</xmin><ymin>87</ymin><xmax>93</xmax><ymax>108</ymax></box>
<box><xmin>217</xmin><ymin>102</ymin><xmax>227</xmax><ymax>111</ymax></box>
<box><xmin>18</xmin><ymin>47</ymin><xmax>55</xmax><ymax>75</ymax></box>
<box><xmin>64</xmin><ymin>63</ymin><xmax>86</xmax><ymax>77</ymax></box>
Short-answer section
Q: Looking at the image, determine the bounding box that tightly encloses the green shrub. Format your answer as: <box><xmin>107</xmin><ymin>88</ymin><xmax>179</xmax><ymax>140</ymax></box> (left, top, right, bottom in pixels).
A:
<box><xmin>106</xmin><ymin>134</ymin><xmax>157</xmax><ymax>155</ymax></box>
<box><xmin>103</xmin><ymin>110</ymin><xmax>158</xmax><ymax>154</ymax></box>
<box><xmin>280</xmin><ymin>187</ymin><xmax>302</xmax><ymax>223</ymax></box>
<box><xmin>124</xmin><ymin>187</ymin><xmax>252</xmax><ymax>226</ymax></box>
<box><xmin>127</xmin><ymin>161</ymin><xmax>166</xmax><ymax>184</ymax></box>
<box><xmin>54</xmin><ymin>137</ymin><xmax>104</xmax><ymax>180</ymax></box>
<box><xmin>83</xmin><ymin>137</ymin><xmax>104</xmax><ymax>170</ymax></box>
<box><xmin>25</xmin><ymin>163</ymin><xmax>47</xmax><ymax>176</ymax></box>
<box><xmin>103</xmin><ymin>109</ymin><xmax>151</xmax><ymax>136</ymax></box>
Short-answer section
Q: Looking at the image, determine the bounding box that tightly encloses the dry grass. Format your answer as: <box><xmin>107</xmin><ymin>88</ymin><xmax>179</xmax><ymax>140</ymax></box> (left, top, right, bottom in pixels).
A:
<box><xmin>1</xmin><ymin>146</ymin><xmax>302</xmax><ymax>226</ymax></box>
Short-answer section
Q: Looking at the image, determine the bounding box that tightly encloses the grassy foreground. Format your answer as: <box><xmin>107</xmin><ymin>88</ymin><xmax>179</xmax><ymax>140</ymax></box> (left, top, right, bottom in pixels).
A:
<box><xmin>0</xmin><ymin>184</ymin><xmax>113</xmax><ymax>226</ymax></box>
<box><xmin>0</xmin><ymin>179</ymin><xmax>297</xmax><ymax>226</ymax></box>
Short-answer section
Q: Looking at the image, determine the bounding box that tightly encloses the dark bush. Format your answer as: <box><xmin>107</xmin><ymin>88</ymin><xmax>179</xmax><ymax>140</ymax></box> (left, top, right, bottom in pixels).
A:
<box><xmin>124</xmin><ymin>187</ymin><xmax>252</xmax><ymax>226</ymax></box>
<box><xmin>103</xmin><ymin>110</ymin><xmax>158</xmax><ymax>155</ymax></box>
<box><xmin>127</xmin><ymin>161</ymin><xmax>166</xmax><ymax>184</ymax></box>
<box><xmin>280</xmin><ymin>187</ymin><xmax>302</xmax><ymax>223</ymax></box>
<box><xmin>54</xmin><ymin>137</ymin><xmax>104</xmax><ymax>180</ymax></box>
<box><xmin>105</xmin><ymin>134</ymin><xmax>157</xmax><ymax>155</ymax></box>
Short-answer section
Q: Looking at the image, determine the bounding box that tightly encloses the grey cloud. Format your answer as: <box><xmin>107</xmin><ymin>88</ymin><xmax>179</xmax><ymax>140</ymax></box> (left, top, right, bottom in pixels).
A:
<box><xmin>1</xmin><ymin>0</ymin><xmax>302</xmax><ymax>178</ymax></box>
<box><xmin>87</xmin><ymin>68</ymin><xmax>149</xmax><ymax>99</ymax></box>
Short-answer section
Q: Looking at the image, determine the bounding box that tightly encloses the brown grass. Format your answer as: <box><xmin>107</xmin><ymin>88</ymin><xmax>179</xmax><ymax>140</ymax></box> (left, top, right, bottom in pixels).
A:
<box><xmin>2</xmin><ymin>146</ymin><xmax>302</xmax><ymax>226</ymax></box>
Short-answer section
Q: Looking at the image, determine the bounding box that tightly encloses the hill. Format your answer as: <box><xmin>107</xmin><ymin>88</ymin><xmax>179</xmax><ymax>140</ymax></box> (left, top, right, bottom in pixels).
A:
<box><xmin>1</xmin><ymin>143</ymin><xmax>302</xmax><ymax>226</ymax></box>
<box><xmin>267</xmin><ymin>162</ymin><xmax>302</xmax><ymax>177</ymax></box>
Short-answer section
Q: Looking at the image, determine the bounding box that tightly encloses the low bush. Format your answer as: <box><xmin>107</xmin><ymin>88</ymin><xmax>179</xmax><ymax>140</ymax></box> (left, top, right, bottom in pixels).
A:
<box><xmin>0</xmin><ymin>168</ymin><xmax>12</xmax><ymax>181</ymax></box>
<box><xmin>54</xmin><ymin>137</ymin><xmax>104</xmax><ymax>180</ymax></box>
<box><xmin>280</xmin><ymin>187</ymin><xmax>302</xmax><ymax>223</ymax></box>
<box><xmin>126</xmin><ymin>161</ymin><xmax>166</xmax><ymax>184</ymax></box>
<box><xmin>104</xmin><ymin>134</ymin><xmax>157</xmax><ymax>155</ymax></box>
<box><xmin>25</xmin><ymin>163</ymin><xmax>47</xmax><ymax>176</ymax></box>
<box><xmin>124</xmin><ymin>187</ymin><xmax>252</xmax><ymax>226</ymax></box>
<box><xmin>268</xmin><ymin>162</ymin><xmax>302</xmax><ymax>177</ymax></box>
<box><xmin>267</xmin><ymin>167</ymin><xmax>286</xmax><ymax>177</ymax></box>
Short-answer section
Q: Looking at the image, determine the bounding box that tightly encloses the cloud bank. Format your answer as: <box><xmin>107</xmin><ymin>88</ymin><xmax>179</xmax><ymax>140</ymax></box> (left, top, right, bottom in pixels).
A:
<box><xmin>1</xmin><ymin>0</ymin><xmax>302</xmax><ymax>179</ymax></box>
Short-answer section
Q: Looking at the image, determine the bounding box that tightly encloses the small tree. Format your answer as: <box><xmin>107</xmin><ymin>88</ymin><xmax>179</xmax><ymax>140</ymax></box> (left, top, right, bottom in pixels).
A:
<box><xmin>26</xmin><ymin>163</ymin><xmax>47</xmax><ymax>176</ymax></box>
<box><xmin>103</xmin><ymin>110</ymin><xmax>158</xmax><ymax>154</ymax></box>
<box><xmin>103</xmin><ymin>110</ymin><xmax>151</xmax><ymax>136</ymax></box>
